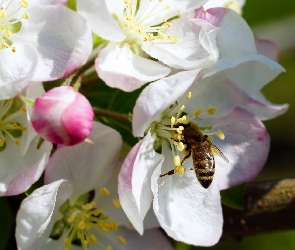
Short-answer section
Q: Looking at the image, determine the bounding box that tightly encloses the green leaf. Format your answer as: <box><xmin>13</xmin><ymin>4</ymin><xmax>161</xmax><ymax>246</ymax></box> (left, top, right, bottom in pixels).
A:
<box><xmin>220</xmin><ymin>184</ymin><xmax>244</xmax><ymax>210</ymax></box>
<box><xmin>0</xmin><ymin>198</ymin><xmax>13</xmax><ymax>250</ymax></box>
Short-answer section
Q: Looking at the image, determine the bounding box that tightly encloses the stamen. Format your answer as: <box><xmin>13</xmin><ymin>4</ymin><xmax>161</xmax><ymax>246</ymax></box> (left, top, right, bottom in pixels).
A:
<box><xmin>100</xmin><ymin>187</ymin><xmax>110</xmax><ymax>196</ymax></box>
<box><xmin>117</xmin><ymin>236</ymin><xmax>127</xmax><ymax>245</ymax></box>
<box><xmin>216</xmin><ymin>129</ymin><xmax>225</xmax><ymax>140</ymax></box>
<box><xmin>174</xmin><ymin>155</ymin><xmax>181</xmax><ymax>167</ymax></box>
<box><xmin>207</xmin><ymin>107</ymin><xmax>216</xmax><ymax>115</ymax></box>
<box><xmin>194</xmin><ymin>108</ymin><xmax>202</xmax><ymax>117</ymax></box>
<box><xmin>179</xmin><ymin>167</ymin><xmax>186</xmax><ymax>177</ymax></box>
<box><xmin>177</xmin><ymin>142</ymin><xmax>185</xmax><ymax>152</ymax></box>
<box><xmin>112</xmin><ymin>199</ymin><xmax>121</xmax><ymax>209</ymax></box>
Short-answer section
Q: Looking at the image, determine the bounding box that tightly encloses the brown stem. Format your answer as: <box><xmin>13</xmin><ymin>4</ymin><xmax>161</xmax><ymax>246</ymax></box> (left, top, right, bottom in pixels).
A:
<box><xmin>93</xmin><ymin>108</ymin><xmax>131</xmax><ymax>123</ymax></box>
<box><xmin>222</xmin><ymin>179</ymin><xmax>295</xmax><ymax>239</ymax></box>
<box><xmin>76</xmin><ymin>56</ymin><xmax>97</xmax><ymax>75</ymax></box>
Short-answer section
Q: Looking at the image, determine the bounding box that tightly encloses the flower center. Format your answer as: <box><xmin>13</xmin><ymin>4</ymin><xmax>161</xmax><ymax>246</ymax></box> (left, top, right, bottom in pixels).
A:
<box><xmin>0</xmin><ymin>0</ymin><xmax>30</xmax><ymax>52</ymax></box>
<box><xmin>50</xmin><ymin>188</ymin><xmax>126</xmax><ymax>250</ymax></box>
<box><xmin>118</xmin><ymin>0</ymin><xmax>178</xmax><ymax>53</ymax></box>
<box><xmin>151</xmin><ymin>92</ymin><xmax>225</xmax><ymax>175</ymax></box>
<box><xmin>0</xmin><ymin>98</ymin><xmax>27</xmax><ymax>150</ymax></box>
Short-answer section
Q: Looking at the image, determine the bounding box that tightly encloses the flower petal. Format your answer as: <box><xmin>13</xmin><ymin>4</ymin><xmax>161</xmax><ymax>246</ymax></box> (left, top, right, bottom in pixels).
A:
<box><xmin>133</xmin><ymin>70</ymin><xmax>200</xmax><ymax>137</ymax></box>
<box><xmin>95</xmin><ymin>43</ymin><xmax>170</xmax><ymax>92</ymax></box>
<box><xmin>203</xmin><ymin>0</ymin><xmax>245</xmax><ymax>12</ymax></box>
<box><xmin>16</xmin><ymin>180</ymin><xmax>73</xmax><ymax>250</ymax></box>
<box><xmin>255</xmin><ymin>38</ymin><xmax>279</xmax><ymax>61</ymax></box>
<box><xmin>16</xmin><ymin>5</ymin><xmax>92</xmax><ymax>81</ymax></box>
<box><xmin>207</xmin><ymin>108</ymin><xmax>270</xmax><ymax>190</ymax></box>
<box><xmin>45</xmin><ymin>122</ymin><xmax>122</xmax><ymax>201</ymax></box>
<box><xmin>152</xmin><ymin>143</ymin><xmax>223</xmax><ymax>246</ymax></box>
<box><xmin>142</xmin><ymin>18</ymin><xmax>219</xmax><ymax>70</ymax></box>
<box><xmin>118</xmin><ymin>131</ymin><xmax>164</xmax><ymax>234</ymax></box>
<box><xmin>0</xmin><ymin>44</ymin><xmax>37</xmax><ymax>100</ymax></box>
<box><xmin>0</xmin><ymin>134</ymin><xmax>52</xmax><ymax>196</ymax></box>
<box><xmin>76</xmin><ymin>0</ymin><xmax>125</xmax><ymax>41</ymax></box>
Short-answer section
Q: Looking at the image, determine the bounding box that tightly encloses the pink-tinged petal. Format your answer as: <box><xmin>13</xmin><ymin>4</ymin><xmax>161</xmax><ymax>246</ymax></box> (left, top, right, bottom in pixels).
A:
<box><xmin>203</xmin><ymin>54</ymin><xmax>284</xmax><ymax>96</ymax></box>
<box><xmin>118</xmin><ymin>132</ymin><xmax>164</xmax><ymax>234</ymax></box>
<box><xmin>203</xmin><ymin>0</ymin><xmax>245</xmax><ymax>12</ymax></box>
<box><xmin>95</xmin><ymin>43</ymin><xmax>170</xmax><ymax>92</ymax></box>
<box><xmin>5</xmin><ymin>152</ymin><xmax>49</xmax><ymax>196</ymax></box>
<box><xmin>142</xmin><ymin>18</ymin><xmax>219</xmax><ymax>70</ymax></box>
<box><xmin>16</xmin><ymin>180</ymin><xmax>73</xmax><ymax>250</ymax></box>
<box><xmin>255</xmin><ymin>38</ymin><xmax>279</xmax><ymax>61</ymax></box>
<box><xmin>133</xmin><ymin>70</ymin><xmax>200</xmax><ymax>137</ymax></box>
<box><xmin>152</xmin><ymin>144</ymin><xmax>223</xmax><ymax>246</ymax></box>
<box><xmin>45</xmin><ymin>122</ymin><xmax>122</xmax><ymax>202</ymax></box>
<box><xmin>0</xmin><ymin>44</ymin><xmax>37</xmax><ymax>100</ymax></box>
<box><xmin>0</xmin><ymin>134</ymin><xmax>52</xmax><ymax>196</ymax></box>
<box><xmin>197</xmin><ymin>8</ymin><xmax>257</xmax><ymax>58</ymax></box>
<box><xmin>207</xmin><ymin>108</ymin><xmax>270</xmax><ymax>190</ymax></box>
<box><xmin>17</xmin><ymin>5</ymin><xmax>92</xmax><ymax>81</ymax></box>
<box><xmin>90</xmin><ymin>227</ymin><xmax>173</xmax><ymax>250</ymax></box>
<box><xmin>77</xmin><ymin>0</ymin><xmax>125</xmax><ymax>41</ymax></box>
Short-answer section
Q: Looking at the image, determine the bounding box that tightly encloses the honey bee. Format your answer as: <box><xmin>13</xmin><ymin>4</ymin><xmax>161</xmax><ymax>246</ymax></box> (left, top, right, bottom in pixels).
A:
<box><xmin>160</xmin><ymin>122</ymin><xmax>229</xmax><ymax>188</ymax></box>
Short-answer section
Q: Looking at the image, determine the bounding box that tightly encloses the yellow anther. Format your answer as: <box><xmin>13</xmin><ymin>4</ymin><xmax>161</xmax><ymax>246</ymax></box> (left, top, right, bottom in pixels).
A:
<box><xmin>117</xmin><ymin>236</ymin><xmax>127</xmax><ymax>245</ymax></box>
<box><xmin>6</xmin><ymin>30</ymin><xmax>11</xmax><ymax>36</ymax></box>
<box><xmin>193</xmin><ymin>108</ymin><xmax>202</xmax><ymax>117</ymax></box>
<box><xmin>21</xmin><ymin>106</ymin><xmax>27</xmax><ymax>112</ymax></box>
<box><xmin>176</xmin><ymin>126</ymin><xmax>184</xmax><ymax>134</ymax></box>
<box><xmin>177</xmin><ymin>116</ymin><xmax>189</xmax><ymax>124</ymax></box>
<box><xmin>166</xmin><ymin>23</ymin><xmax>172</xmax><ymax>28</ymax></box>
<box><xmin>179</xmin><ymin>167</ymin><xmax>186</xmax><ymax>177</ymax></box>
<box><xmin>82</xmin><ymin>203</ymin><xmax>91</xmax><ymax>210</ymax></box>
<box><xmin>64</xmin><ymin>238</ymin><xmax>69</xmax><ymax>247</ymax></box>
<box><xmin>207</xmin><ymin>135</ymin><xmax>213</xmax><ymax>142</ymax></box>
<box><xmin>207</xmin><ymin>107</ymin><xmax>216</xmax><ymax>115</ymax></box>
<box><xmin>216</xmin><ymin>129</ymin><xmax>225</xmax><ymax>140</ymax></box>
<box><xmin>93</xmin><ymin>209</ymin><xmax>103</xmax><ymax>216</ymax></box>
<box><xmin>164</xmin><ymin>5</ymin><xmax>170</xmax><ymax>10</ymax></box>
<box><xmin>177</xmin><ymin>142</ymin><xmax>185</xmax><ymax>152</ymax></box>
<box><xmin>0</xmin><ymin>9</ymin><xmax>7</xmax><ymax>18</ymax></box>
<box><xmin>15</xmin><ymin>140</ymin><xmax>20</xmax><ymax>145</ymax></box>
<box><xmin>68</xmin><ymin>213</ymin><xmax>77</xmax><ymax>223</ymax></box>
<box><xmin>86</xmin><ymin>234</ymin><xmax>97</xmax><ymax>243</ymax></box>
<box><xmin>174</xmin><ymin>155</ymin><xmax>181</xmax><ymax>167</ymax></box>
<box><xmin>211</xmin><ymin>147</ymin><xmax>219</xmax><ymax>155</ymax></box>
<box><xmin>171</xmin><ymin>116</ymin><xmax>176</xmax><ymax>125</ymax></box>
<box><xmin>85</xmin><ymin>223</ymin><xmax>92</xmax><ymax>230</ymax></box>
<box><xmin>100</xmin><ymin>187</ymin><xmax>110</xmax><ymax>196</ymax></box>
<box><xmin>22</xmin><ymin>13</ymin><xmax>29</xmax><ymax>20</ymax></box>
<box><xmin>173</xmin><ymin>133</ymin><xmax>182</xmax><ymax>141</ymax></box>
<box><xmin>111</xmin><ymin>221</ymin><xmax>118</xmax><ymax>230</ymax></box>
<box><xmin>21</xmin><ymin>0</ymin><xmax>30</xmax><ymax>8</ymax></box>
<box><xmin>126</xmin><ymin>15</ymin><xmax>131</xmax><ymax>21</ymax></box>
<box><xmin>162</xmin><ymin>18</ymin><xmax>167</xmax><ymax>22</ymax></box>
<box><xmin>81</xmin><ymin>214</ymin><xmax>90</xmax><ymax>220</ymax></box>
<box><xmin>107</xmin><ymin>246</ymin><xmax>113</xmax><ymax>250</ymax></box>
<box><xmin>112</xmin><ymin>199</ymin><xmax>121</xmax><ymax>209</ymax></box>
<box><xmin>179</xmin><ymin>105</ymin><xmax>185</xmax><ymax>112</ymax></box>
<box><xmin>12</xmin><ymin>46</ymin><xmax>16</xmax><ymax>53</ymax></box>
<box><xmin>77</xmin><ymin>220</ymin><xmax>86</xmax><ymax>230</ymax></box>
<box><xmin>174</xmin><ymin>165</ymin><xmax>181</xmax><ymax>173</ymax></box>
<box><xmin>82</xmin><ymin>240</ymin><xmax>89</xmax><ymax>249</ymax></box>
<box><xmin>187</xmin><ymin>92</ymin><xmax>192</xmax><ymax>99</ymax></box>
<box><xmin>90</xmin><ymin>201</ymin><xmax>96</xmax><ymax>207</ymax></box>
<box><xmin>177</xmin><ymin>10</ymin><xmax>182</xmax><ymax>15</ymax></box>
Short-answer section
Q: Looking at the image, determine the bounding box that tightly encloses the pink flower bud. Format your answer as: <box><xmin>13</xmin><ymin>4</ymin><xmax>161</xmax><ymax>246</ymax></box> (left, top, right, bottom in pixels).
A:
<box><xmin>31</xmin><ymin>86</ymin><xmax>94</xmax><ymax>146</ymax></box>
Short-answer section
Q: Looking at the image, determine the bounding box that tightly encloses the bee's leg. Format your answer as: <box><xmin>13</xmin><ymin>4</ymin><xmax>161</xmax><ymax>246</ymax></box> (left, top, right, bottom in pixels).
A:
<box><xmin>160</xmin><ymin>169</ymin><xmax>176</xmax><ymax>177</ymax></box>
<box><xmin>180</xmin><ymin>148</ymin><xmax>191</xmax><ymax>165</ymax></box>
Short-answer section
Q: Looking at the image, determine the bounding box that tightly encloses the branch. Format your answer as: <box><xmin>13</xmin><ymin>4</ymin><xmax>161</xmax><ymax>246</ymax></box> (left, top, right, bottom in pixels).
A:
<box><xmin>222</xmin><ymin>179</ymin><xmax>295</xmax><ymax>239</ymax></box>
<box><xmin>93</xmin><ymin>108</ymin><xmax>131</xmax><ymax>124</ymax></box>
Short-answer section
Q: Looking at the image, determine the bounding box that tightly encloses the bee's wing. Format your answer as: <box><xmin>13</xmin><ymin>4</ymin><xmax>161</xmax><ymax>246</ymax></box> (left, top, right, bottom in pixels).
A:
<box><xmin>207</xmin><ymin>140</ymin><xmax>229</xmax><ymax>163</ymax></box>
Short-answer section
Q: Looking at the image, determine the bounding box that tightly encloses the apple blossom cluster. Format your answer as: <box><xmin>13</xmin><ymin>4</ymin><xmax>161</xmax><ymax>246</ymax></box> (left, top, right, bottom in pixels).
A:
<box><xmin>0</xmin><ymin>0</ymin><xmax>288</xmax><ymax>249</ymax></box>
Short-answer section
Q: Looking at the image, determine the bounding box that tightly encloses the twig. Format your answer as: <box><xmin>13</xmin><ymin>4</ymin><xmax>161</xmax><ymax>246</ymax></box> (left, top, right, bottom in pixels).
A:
<box><xmin>222</xmin><ymin>178</ymin><xmax>295</xmax><ymax>239</ymax></box>
<box><xmin>93</xmin><ymin>108</ymin><xmax>131</xmax><ymax>123</ymax></box>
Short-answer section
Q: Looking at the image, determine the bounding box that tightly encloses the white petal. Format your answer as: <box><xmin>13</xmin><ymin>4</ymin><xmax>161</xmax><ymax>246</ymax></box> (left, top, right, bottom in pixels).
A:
<box><xmin>203</xmin><ymin>0</ymin><xmax>245</xmax><ymax>12</ymax></box>
<box><xmin>0</xmin><ymin>44</ymin><xmax>37</xmax><ymax>100</ymax></box>
<box><xmin>29</xmin><ymin>0</ymin><xmax>67</xmax><ymax>5</ymax></box>
<box><xmin>96</xmin><ymin>43</ymin><xmax>170</xmax><ymax>92</ymax></box>
<box><xmin>77</xmin><ymin>0</ymin><xmax>125</xmax><ymax>41</ymax></box>
<box><xmin>0</xmin><ymin>134</ymin><xmax>52</xmax><ymax>196</ymax></box>
<box><xmin>142</xmin><ymin>18</ymin><xmax>219</xmax><ymax>70</ymax></box>
<box><xmin>45</xmin><ymin>122</ymin><xmax>122</xmax><ymax>202</ymax></box>
<box><xmin>118</xmin><ymin>132</ymin><xmax>164</xmax><ymax>234</ymax></box>
<box><xmin>133</xmin><ymin>70</ymin><xmax>200</xmax><ymax>137</ymax></box>
<box><xmin>16</xmin><ymin>180</ymin><xmax>73</xmax><ymax>250</ymax></box>
<box><xmin>17</xmin><ymin>5</ymin><xmax>92</xmax><ymax>81</ymax></box>
<box><xmin>152</xmin><ymin>144</ymin><xmax>223</xmax><ymax>246</ymax></box>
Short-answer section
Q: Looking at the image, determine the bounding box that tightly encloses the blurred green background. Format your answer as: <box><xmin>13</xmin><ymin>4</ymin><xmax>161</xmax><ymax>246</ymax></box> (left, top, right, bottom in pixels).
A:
<box><xmin>176</xmin><ymin>0</ymin><xmax>295</xmax><ymax>249</ymax></box>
